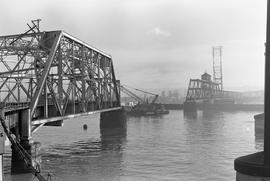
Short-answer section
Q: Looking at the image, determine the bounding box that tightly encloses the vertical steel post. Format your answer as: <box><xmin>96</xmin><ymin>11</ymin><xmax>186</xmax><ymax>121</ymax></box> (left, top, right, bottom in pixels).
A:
<box><xmin>30</xmin><ymin>78</ymin><xmax>33</xmax><ymax>99</ymax></box>
<box><xmin>72</xmin><ymin>41</ymin><xmax>76</xmax><ymax>114</ymax></box>
<box><xmin>90</xmin><ymin>50</ymin><xmax>94</xmax><ymax>111</ymax></box>
<box><xmin>98</xmin><ymin>55</ymin><xmax>101</xmax><ymax>109</ymax></box>
<box><xmin>17</xmin><ymin>56</ymin><xmax>20</xmax><ymax>102</ymax></box>
<box><xmin>110</xmin><ymin>60</ymin><xmax>112</xmax><ymax>107</ymax></box>
<box><xmin>265</xmin><ymin>0</ymin><xmax>270</xmax><ymax>165</ymax></box>
<box><xmin>220</xmin><ymin>48</ymin><xmax>223</xmax><ymax>91</ymax></box>
<box><xmin>58</xmin><ymin>44</ymin><xmax>63</xmax><ymax>111</ymax></box>
<box><xmin>44</xmin><ymin>80</ymin><xmax>48</xmax><ymax>118</ymax></box>
<box><xmin>82</xmin><ymin>46</ymin><xmax>86</xmax><ymax>112</ymax></box>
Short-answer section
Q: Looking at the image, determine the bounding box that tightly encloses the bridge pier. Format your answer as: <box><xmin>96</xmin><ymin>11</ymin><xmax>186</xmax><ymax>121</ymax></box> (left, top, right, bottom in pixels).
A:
<box><xmin>11</xmin><ymin>109</ymin><xmax>41</xmax><ymax>174</ymax></box>
<box><xmin>183</xmin><ymin>101</ymin><xmax>197</xmax><ymax>113</ymax></box>
<box><xmin>11</xmin><ymin>141</ymin><xmax>41</xmax><ymax>174</ymax></box>
<box><xmin>100</xmin><ymin>108</ymin><xmax>126</xmax><ymax>129</ymax></box>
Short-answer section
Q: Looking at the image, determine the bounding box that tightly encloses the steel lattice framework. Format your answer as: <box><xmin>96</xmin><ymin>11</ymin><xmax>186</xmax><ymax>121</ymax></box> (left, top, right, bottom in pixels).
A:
<box><xmin>186</xmin><ymin>79</ymin><xmax>241</xmax><ymax>102</ymax></box>
<box><xmin>212</xmin><ymin>46</ymin><xmax>223</xmax><ymax>90</ymax></box>
<box><xmin>186</xmin><ymin>78</ymin><xmax>222</xmax><ymax>101</ymax></box>
<box><xmin>0</xmin><ymin>22</ymin><xmax>121</xmax><ymax>126</ymax></box>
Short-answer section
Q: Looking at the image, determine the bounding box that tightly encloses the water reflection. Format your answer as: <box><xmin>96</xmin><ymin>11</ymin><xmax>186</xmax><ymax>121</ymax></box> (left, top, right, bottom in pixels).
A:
<box><xmin>255</xmin><ymin>127</ymin><xmax>264</xmax><ymax>151</ymax></box>
<box><xmin>183</xmin><ymin>111</ymin><xmax>197</xmax><ymax>119</ymax></box>
<box><xmin>3</xmin><ymin>110</ymin><xmax>259</xmax><ymax>180</ymax></box>
<box><xmin>184</xmin><ymin>110</ymin><xmax>224</xmax><ymax>121</ymax></box>
<box><xmin>255</xmin><ymin>137</ymin><xmax>264</xmax><ymax>151</ymax></box>
<box><xmin>100</xmin><ymin>128</ymin><xmax>127</xmax><ymax>151</ymax></box>
<box><xmin>254</xmin><ymin>115</ymin><xmax>264</xmax><ymax>151</ymax></box>
<box><xmin>39</xmin><ymin>128</ymin><xmax>127</xmax><ymax>181</ymax></box>
<box><xmin>10</xmin><ymin>174</ymin><xmax>34</xmax><ymax>181</ymax></box>
<box><xmin>201</xmin><ymin>110</ymin><xmax>224</xmax><ymax>121</ymax></box>
<box><xmin>184</xmin><ymin>110</ymin><xmax>225</xmax><ymax>138</ymax></box>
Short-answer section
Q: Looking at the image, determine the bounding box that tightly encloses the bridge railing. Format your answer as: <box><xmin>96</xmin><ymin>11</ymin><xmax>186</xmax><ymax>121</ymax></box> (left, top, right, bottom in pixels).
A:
<box><xmin>0</xmin><ymin>102</ymin><xmax>30</xmax><ymax>111</ymax></box>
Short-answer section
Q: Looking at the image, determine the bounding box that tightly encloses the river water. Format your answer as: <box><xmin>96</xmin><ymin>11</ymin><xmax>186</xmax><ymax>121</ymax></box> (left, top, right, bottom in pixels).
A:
<box><xmin>3</xmin><ymin>110</ymin><xmax>263</xmax><ymax>181</ymax></box>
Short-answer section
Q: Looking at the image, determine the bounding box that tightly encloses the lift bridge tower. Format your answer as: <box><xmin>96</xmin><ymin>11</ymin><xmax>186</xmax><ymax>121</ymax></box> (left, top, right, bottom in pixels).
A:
<box><xmin>212</xmin><ymin>46</ymin><xmax>223</xmax><ymax>91</ymax></box>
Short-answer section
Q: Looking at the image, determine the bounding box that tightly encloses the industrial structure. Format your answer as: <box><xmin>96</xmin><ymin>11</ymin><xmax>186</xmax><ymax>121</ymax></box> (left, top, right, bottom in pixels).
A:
<box><xmin>0</xmin><ymin>20</ymin><xmax>126</xmax><ymax>179</ymax></box>
<box><xmin>185</xmin><ymin>72</ymin><xmax>223</xmax><ymax>101</ymax></box>
<box><xmin>212</xmin><ymin>46</ymin><xmax>223</xmax><ymax>90</ymax></box>
<box><xmin>120</xmin><ymin>85</ymin><xmax>169</xmax><ymax>116</ymax></box>
<box><xmin>184</xmin><ymin>47</ymin><xmax>239</xmax><ymax>111</ymax></box>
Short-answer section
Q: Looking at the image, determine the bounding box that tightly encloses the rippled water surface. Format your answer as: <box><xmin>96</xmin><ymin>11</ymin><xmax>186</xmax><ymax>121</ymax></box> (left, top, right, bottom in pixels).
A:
<box><xmin>3</xmin><ymin>110</ymin><xmax>263</xmax><ymax>181</ymax></box>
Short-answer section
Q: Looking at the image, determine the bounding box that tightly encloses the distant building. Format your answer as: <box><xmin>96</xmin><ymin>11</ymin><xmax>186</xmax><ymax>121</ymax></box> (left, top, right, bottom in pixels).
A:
<box><xmin>173</xmin><ymin>90</ymin><xmax>179</xmax><ymax>99</ymax></box>
<box><xmin>161</xmin><ymin>91</ymin><xmax>166</xmax><ymax>97</ymax></box>
<box><xmin>201</xmin><ymin>72</ymin><xmax>212</xmax><ymax>82</ymax></box>
<box><xmin>168</xmin><ymin>90</ymin><xmax>173</xmax><ymax>98</ymax></box>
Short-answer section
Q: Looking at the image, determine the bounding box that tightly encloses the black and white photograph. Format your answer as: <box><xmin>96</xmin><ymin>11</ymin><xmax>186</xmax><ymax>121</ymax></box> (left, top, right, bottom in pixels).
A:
<box><xmin>0</xmin><ymin>0</ymin><xmax>268</xmax><ymax>180</ymax></box>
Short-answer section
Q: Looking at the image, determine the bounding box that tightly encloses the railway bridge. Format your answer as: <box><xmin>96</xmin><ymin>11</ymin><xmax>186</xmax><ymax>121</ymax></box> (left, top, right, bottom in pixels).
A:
<box><xmin>0</xmin><ymin>20</ymin><xmax>126</xmax><ymax>177</ymax></box>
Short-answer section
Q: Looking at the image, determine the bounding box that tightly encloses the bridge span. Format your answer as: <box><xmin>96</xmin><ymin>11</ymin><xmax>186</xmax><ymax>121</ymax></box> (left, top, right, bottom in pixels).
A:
<box><xmin>0</xmin><ymin>20</ymin><xmax>126</xmax><ymax>177</ymax></box>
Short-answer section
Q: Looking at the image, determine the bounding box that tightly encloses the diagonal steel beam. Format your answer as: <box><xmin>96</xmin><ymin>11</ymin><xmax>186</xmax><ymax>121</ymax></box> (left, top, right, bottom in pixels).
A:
<box><xmin>30</xmin><ymin>31</ymin><xmax>62</xmax><ymax>119</ymax></box>
<box><xmin>110</xmin><ymin>60</ymin><xmax>120</xmax><ymax>106</ymax></box>
<box><xmin>0</xmin><ymin>54</ymin><xmax>33</xmax><ymax>101</ymax></box>
<box><xmin>0</xmin><ymin>52</ymin><xmax>27</xmax><ymax>90</ymax></box>
<box><xmin>3</xmin><ymin>83</ymin><xmax>18</xmax><ymax>102</ymax></box>
<box><xmin>63</xmin><ymin>81</ymin><xmax>72</xmax><ymax>115</ymax></box>
<box><xmin>47</xmin><ymin>79</ymin><xmax>62</xmax><ymax>116</ymax></box>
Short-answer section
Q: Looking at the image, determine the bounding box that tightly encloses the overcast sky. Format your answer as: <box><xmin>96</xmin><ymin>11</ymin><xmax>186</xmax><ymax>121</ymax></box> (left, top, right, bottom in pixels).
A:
<box><xmin>0</xmin><ymin>0</ymin><xmax>267</xmax><ymax>91</ymax></box>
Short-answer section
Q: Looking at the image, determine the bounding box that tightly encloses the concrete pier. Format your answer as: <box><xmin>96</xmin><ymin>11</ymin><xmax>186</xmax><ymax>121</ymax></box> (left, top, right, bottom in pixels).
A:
<box><xmin>100</xmin><ymin>108</ymin><xmax>126</xmax><ymax>129</ymax></box>
<box><xmin>183</xmin><ymin>101</ymin><xmax>197</xmax><ymax>113</ymax></box>
<box><xmin>11</xmin><ymin>109</ymin><xmax>41</xmax><ymax>174</ymax></box>
<box><xmin>11</xmin><ymin>141</ymin><xmax>41</xmax><ymax>174</ymax></box>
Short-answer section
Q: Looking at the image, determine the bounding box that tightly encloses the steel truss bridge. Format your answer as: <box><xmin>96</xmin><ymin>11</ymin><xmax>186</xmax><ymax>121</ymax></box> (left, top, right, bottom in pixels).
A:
<box><xmin>0</xmin><ymin>21</ymin><xmax>121</xmax><ymax>133</ymax></box>
<box><xmin>186</xmin><ymin>78</ymin><xmax>242</xmax><ymax>102</ymax></box>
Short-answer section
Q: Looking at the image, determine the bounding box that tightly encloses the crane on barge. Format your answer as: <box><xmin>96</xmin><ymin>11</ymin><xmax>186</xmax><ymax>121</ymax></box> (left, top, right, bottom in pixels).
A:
<box><xmin>133</xmin><ymin>88</ymin><xmax>159</xmax><ymax>104</ymax></box>
<box><xmin>120</xmin><ymin>85</ymin><xmax>169</xmax><ymax>116</ymax></box>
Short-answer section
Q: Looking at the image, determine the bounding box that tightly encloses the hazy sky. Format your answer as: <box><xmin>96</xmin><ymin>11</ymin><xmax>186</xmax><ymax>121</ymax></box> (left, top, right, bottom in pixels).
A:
<box><xmin>0</xmin><ymin>0</ymin><xmax>267</xmax><ymax>91</ymax></box>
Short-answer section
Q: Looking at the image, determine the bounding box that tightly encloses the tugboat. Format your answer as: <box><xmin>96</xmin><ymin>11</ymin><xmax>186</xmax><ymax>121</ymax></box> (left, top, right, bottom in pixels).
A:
<box><xmin>121</xmin><ymin>85</ymin><xmax>169</xmax><ymax>116</ymax></box>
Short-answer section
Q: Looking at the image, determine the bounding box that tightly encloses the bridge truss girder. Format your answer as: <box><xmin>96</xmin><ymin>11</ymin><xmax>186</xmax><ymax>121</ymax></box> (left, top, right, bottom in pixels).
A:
<box><xmin>0</xmin><ymin>29</ymin><xmax>121</xmax><ymax>124</ymax></box>
<box><xmin>186</xmin><ymin>79</ymin><xmax>223</xmax><ymax>101</ymax></box>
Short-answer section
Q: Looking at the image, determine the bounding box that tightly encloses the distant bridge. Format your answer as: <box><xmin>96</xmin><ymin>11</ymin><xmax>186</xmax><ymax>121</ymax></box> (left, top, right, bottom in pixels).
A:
<box><xmin>185</xmin><ymin>75</ymin><xmax>241</xmax><ymax>103</ymax></box>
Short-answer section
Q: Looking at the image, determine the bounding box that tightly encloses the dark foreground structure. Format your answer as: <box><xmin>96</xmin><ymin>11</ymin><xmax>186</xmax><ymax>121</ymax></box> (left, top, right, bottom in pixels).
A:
<box><xmin>234</xmin><ymin>1</ymin><xmax>270</xmax><ymax>180</ymax></box>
